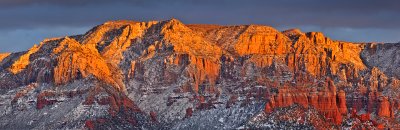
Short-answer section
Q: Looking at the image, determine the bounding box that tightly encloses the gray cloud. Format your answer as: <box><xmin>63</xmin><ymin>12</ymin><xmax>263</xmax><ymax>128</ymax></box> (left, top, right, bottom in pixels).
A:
<box><xmin>1</xmin><ymin>0</ymin><xmax>400</xmax><ymax>29</ymax></box>
<box><xmin>0</xmin><ymin>0</ymin><xmax>399</xmax><ymax>52</ymax></box>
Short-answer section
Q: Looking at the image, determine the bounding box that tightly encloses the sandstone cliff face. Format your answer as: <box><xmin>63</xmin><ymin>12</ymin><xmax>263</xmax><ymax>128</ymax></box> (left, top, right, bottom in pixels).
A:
<box><xmin>284</xmin><ymin>30</ymin><xmax>366</xmax><ymax>78</ymax></box>
<box><xmin>377</xmin><ymin>96</ymin><xmax>391</xmax><ymax>117</ymax></box>
<box><xmin>160</xmin><ymin>19</ymin><xmax>222</xmax><ymax>93</ymax></box>
<box><xmin>234</xmin><ymin>25</ymin><xmax>290</xmax><ymax>56</ymax></box>
<box><xmin>192</xmin><ymin>25</ymin><xmax>366</xmax><ymax>80</ymax></box>
<box><xmin>82</xmin><ymin>20</ymin><xmax>159</xmax><ymax>64</ymax></box>
<box><xmin>116</xmin><ymin>19</ymin><xmax>223</xmax><ymax>94</ymax></box>
<box><xmin>161</xmin><ymin>19</ymin><xmax>222</xmax><ymax>58</ymax></box>
<box><xmin>53</xmin><ymin>37</ymin><xmax>126</xmax><ymax>91</ymax></box>
<box><xmin>265</xmin><ymin>79</ymin><xmax>345</xmax><ymax>125</ymax></box>
<box><xmin>0</xmin><ymin>19</ymin><xmax>399</xmax><ymax>129</ymax></box>
<box><xmin>8</xmin><ymin>44</ymin><xmax>40</xmax><ymax>74</ymax></box>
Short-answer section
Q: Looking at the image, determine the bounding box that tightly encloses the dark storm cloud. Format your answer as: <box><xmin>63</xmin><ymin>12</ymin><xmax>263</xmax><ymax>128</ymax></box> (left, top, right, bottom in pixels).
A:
<box><xmin>2</xmin><ymin>0</ymin><xmax>400</xmax><ymax>29</ymax></box>
<box><xmin>0</xmin><ymin>0</ymin><xmax>399</xmax><ymax>52</ymax></box>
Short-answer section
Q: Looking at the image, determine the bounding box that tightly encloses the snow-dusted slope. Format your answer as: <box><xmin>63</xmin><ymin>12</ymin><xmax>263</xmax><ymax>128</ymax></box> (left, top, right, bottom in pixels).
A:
<box><xmin>362</xmin><ymin>43</ymin><xmax>400</xmax><ymax>78</ymax></box>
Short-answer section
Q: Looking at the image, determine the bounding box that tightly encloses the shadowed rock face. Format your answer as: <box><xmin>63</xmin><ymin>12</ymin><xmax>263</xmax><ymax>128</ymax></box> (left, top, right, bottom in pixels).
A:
<box><xmin>362</xmin><ymin>43</ymin><xmax>400</xmax><ymax>78</ymax></box>
<box><xmin>0</xmin><ymin>19</ymin><xmax>399</xmax><ymax>129</ymax></box>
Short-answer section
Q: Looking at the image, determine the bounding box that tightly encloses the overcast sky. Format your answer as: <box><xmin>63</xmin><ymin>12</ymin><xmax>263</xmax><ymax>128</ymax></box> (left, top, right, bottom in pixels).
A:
<box><xmin>1</xmin><ymin>0</ymin><xmax>399</xmax><ymax>52</ymax></box>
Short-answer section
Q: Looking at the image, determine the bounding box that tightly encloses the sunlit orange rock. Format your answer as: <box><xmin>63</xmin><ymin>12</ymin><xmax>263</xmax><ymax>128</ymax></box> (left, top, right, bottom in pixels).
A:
<box><xmin>9</xmin><ymin>44</ymin><xmax>40</xmax><ymax>74</ymax></box>
<box><xmin>376</xmin><ymin>123</ymin><xmax>385</xmax><ymax>129</ymax></box>
<box><xmin>377</xmin><ymin>96</ymin><xmax>391</xmax><ymax>117</ymax></box>
<box><xmin>2</xmin><ymin>18</ymin><xmax>400</xmax><ymax>128</ymax></box>
<box><xmin>160</xmin><ymin>19</ymin><xmax>222</xmax><ymax>93</ymax></box>
<box><xmin>266</xmin><ymin>80</ymin><xmax>346</xmax><ymax>125</ymax></box>
<box><xmin>53</xmin><ymin>37</ymin><xmax>125</xmax><ymax>91</ymax></box>
<box><xmin>337</xmin><ymin>90</ymin><xmax>348</xmax><ymax>114</ymax></box>
<box><xmin>223</xmin><ymin>27</ymin><xmax>367</xmax><ymax>81</ymax></box>
<box><xmin>264</xmin><ymin>101</ymin><xmax>274</xmax><ymax>113</ymax></box>
<box><xmin>273</xmin><ymin>88</ymin><xmax>294</xmax><ymax>107</ymax></box>
<box><xmin>0</xmin><ymin>53</ymin><xmax>10</xmax><ymax>63</ymax></box>
<box><xmin>234</xmin><ymin>25</ymin><xmax>290</xmax><ymax>56</ymax></box>
<box><xmin>360</xmin><ymin>113</ymin><xmax>371</xmax><ymax>122</ymax></box>
<box><xmin>187</xmin><ymin>56</ymin><xmax>220</xmax><ymax>93</ymax></box>
<box><xmin>308</xmin><ymin>91</ymin><xmax>319</xmax><ymax>108</ymax></box>
<box><xmin>293</xmin><ymin>92</ymin><xmax>309</xmax><ymax>108</ymax></box>
<box><xmin>161</xmin><ymin>19</ymin><xmax>222</xmax><ymax>58</ymax></box>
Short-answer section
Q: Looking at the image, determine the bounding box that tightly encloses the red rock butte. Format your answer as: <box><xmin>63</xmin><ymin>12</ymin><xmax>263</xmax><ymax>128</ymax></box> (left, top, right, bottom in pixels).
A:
<box><xmin>0</xmin><ymin>18</ymin><xmax>399</xmax><ymax>129</ymax></box>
